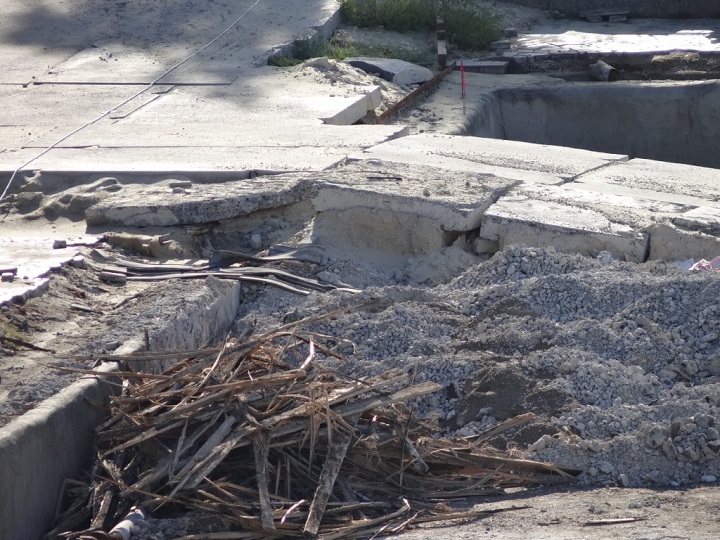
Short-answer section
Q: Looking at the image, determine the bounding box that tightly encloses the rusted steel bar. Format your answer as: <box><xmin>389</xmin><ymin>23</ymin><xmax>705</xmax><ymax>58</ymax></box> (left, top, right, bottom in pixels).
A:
<box><xmin>374</xmin><ymin>61</ymin><xmax>456</xmax><ymax>124</ymax></box>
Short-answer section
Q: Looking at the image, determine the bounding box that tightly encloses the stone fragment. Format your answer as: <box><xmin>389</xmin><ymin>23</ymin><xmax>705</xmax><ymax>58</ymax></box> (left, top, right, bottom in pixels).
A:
<box><xmin>503</xmin><ymin>27</ymin><xmax>519</xmax><ymax>38</ymax></box>
<box><xmin>344</xmin><ymin>58</ymin><xmax>433</xmax><ymax>86</ymax></box>
<box><xmin>618</xmin><ymin>473</ymin><xmax>629</xmax><ymax>487</ymax></box>
<box><xmin>250</xmin><ymin>233</ymin><xmax>262</xmax><ymax>250</ymax></box>
<box><xmin>53</xmin><ymin>239</ymin><xmax>67</xmax><ymax>249</ymax></box>
<box><xmin>694</xmin><ymin>414</ymin><xmax>715</xmax><ymax>429</ymax></box>
<box><xmin>70</xmin><ymin>256</ymin><xmax>85</xmax><ymax>268</ymax></box>
<box><xmin>169</xmin><ymin>180</ymin><xmax>193</xmax><ymax>189</ymax></box>
<box><xmin>316</xmin><ymin>271</ymin><xmax>342</xmax><ymax>287</ymax></box>
<box><xmin>1</xmin><ymin>272</ymin><xmax>13</xmax><ymax>283</ymax></box>
<box><xmin>661</xmin><ymin>441</ymin><xmax>677</xmax><ymax>459</ymax></box>
<box><xmin>528</xmin><ymin>434</ymin><xmax>553</xmax><ymax>452</ymax></box>
<box><xmin>491</xmin><ymin>40</ymin><xmax>512</xmax><ymax>52</ymax></box>
<box><xmin>472</xmin><ymin>238</ymin><xmax>499</xmax><ymax>255</ymax></box>
<box><xmin>701</xmin><ymin>474</ymin><xmax>718</xmax><ymax>483</ymax></box>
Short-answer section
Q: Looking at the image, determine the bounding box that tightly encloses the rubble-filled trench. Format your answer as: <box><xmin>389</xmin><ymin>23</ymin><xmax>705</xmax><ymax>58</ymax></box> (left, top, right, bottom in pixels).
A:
<box><xmin>3</xmin><ymin>148</ymin><xmax>720</xmax><ymax>538</ymax></box>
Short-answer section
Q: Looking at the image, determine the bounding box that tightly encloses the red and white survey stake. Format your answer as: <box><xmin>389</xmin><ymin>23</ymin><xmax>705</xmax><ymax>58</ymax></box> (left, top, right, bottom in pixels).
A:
<box><xmin>460</xmin><ymin>59</ymin><xmax>466</xmax><ymax>98</ymax></box>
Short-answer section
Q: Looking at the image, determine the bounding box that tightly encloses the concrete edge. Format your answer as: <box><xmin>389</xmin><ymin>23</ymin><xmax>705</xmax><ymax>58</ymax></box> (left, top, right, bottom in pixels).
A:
<box><xmin>266</xmin><ymin>3</ymin><xmax>343</xmax><ymax>62</ymax></box>
<box><xmin>0</xmin><ymin>278</ymin><xmax>242</xmax><ymax>540</ymax></box>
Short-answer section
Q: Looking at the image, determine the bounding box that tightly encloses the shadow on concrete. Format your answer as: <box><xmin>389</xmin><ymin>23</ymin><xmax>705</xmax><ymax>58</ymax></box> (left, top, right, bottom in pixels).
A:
<box><xmin>1</xmin><ymin>0</ymin><xmax>234</xmax><ymax>49</ymax></box>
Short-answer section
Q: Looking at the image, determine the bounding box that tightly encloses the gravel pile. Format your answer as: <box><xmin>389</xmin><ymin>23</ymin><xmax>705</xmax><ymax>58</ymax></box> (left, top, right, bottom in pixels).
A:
<box><xmin>234</xmin><ymin>244</ymin><xmax>720</xmax><ymax>488</ymax></box>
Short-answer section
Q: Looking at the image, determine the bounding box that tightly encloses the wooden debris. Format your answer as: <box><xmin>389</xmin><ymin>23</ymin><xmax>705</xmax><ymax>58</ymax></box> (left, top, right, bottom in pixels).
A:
<box><xmin>583</xmin><ymin>517</ymin><xmax>647</xmax><ymax>526</ymax></box>
<box><xmin>52</xmin><ymin>317</ymin><xmax>580</xmax><ymax>539</ymax></box>
<box><xmin>253</xmin><ymin>432</ymin><xmax>275</xmax><ymax>530</ymax></box>
<box><xmin>304</xmin><ymin>420</ymin><xmax>356</xmax><ymax>536</ymax></box>
<box><xmin>0</xmin><ymin>334</ymin><xmax>56</xmax><ymax>353</ymax></box>
<box><xmin>71</xmin><ymin>303</ymin><xmax>103</xmax><ymax>315</ymax></box>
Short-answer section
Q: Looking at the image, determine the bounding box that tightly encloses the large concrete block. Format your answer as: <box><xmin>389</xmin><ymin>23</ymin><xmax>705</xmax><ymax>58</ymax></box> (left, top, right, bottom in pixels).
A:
<box><xmin>306</xmin><ymin>159</ymin><xmax>518</xmax><ymax>266</ymax></box>
<box><xmin>480</xmin><ymin>189</ymin><xmax>649</xmax><ymax>262</ymax></box>
<box><xmin>85</xmin><ymin>174</ymin><xmax>315</xmax><ymax>227</ymax></box>
<box><xmin>310</xmin><ymin>159</ymin><xmax>518</xmax><ymax>232</ymax></box>
<box><xmin>345</xmin><ymin>57</ymin><xmax>433</xmax><ymax>85</ymax></box>
<box><xmin>648</xmin><ymin>222</ymin><xmax>720</xmax><ymax>262</ymax></box>
<box><xmin>649</xmin><ymin>205</ymin><xmax>720</xmax><ymax>261</ymax></box>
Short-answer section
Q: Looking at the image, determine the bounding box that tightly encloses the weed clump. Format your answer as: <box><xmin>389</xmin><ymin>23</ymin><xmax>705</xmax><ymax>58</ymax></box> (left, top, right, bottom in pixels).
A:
<box><xmin>341</xmin><ymin>0</ymin><xmax>501</xmax><ymax>50</ymax></box>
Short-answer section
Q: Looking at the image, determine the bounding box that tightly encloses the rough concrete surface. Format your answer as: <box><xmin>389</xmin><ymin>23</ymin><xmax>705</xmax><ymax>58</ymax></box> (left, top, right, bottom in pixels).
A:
<box><xmin>3</xmin><ymin>1</ymin><xmax>720</xmax><ymax>539</ymax></box>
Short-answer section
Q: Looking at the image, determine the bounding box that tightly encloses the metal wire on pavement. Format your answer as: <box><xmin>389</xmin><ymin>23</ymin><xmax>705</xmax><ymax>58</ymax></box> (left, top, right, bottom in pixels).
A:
<box><xmin>0</xmin><ymin>0</ymin><xmax>263</xmax><ymax>206</ymax></box>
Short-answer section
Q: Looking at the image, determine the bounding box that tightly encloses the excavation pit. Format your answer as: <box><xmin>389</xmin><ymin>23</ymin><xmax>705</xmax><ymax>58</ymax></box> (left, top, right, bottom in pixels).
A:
<box><xmin>469</xmin><ymin>80</ymin><xmax>720</xmax><ymax>169</ymax></box>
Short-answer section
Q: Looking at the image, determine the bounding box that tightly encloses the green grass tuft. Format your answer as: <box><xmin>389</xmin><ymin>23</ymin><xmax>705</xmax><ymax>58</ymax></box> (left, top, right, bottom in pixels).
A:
<box><xmin>268</xmin><ymin>34</ymin><xmax>431</xmax><ymax>68</ymax></box>
<box><xmin>441</xmin><ymin>1</ymin><xmax>502</xmax><ymax>50</ymax></box>
<box><xmin>341</xmin><ymin>0</ymin><xmax>501</xmax><ymax>51</ymax></box>
<box><xmin>341</xmin><ymin>0</ymin><xmax>436</xmax><ymax>32</ymax></box>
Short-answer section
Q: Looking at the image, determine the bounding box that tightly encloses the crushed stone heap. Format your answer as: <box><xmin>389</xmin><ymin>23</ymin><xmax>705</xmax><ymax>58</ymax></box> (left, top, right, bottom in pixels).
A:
<box><xmin>234</xmin><ymin>244</ymin><xmax>720</xmax><ymax>489</ymax></box>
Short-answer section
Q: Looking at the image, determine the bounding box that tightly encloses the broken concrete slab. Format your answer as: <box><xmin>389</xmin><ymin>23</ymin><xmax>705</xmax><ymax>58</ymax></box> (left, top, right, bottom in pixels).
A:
<box><xmin>85</xmin><ymin>174</ymin><xmax>314</xmax><ymax>227</ymax></box>
<box><xmin>311</xmin><ymin>159</ymin><xmax>518</xmax><ymax>232</ymax></box>
<box><xmin>350</xmin><ymin>144</ymin><xmax>566</xmax><ymax>185</ymax></box>
<box><xmin>359</xmin><ymin>133</ymin><xmax>628</xmax><ymax>182</ymax></box>
<box><xmin>345</xmin><ymin>57</ymin><xmax>433</xmax><ymax>85</ymax></box>
<box><xmin>528</xmin><ymin>183</ymin><xmax>687</xmax><ymax>231</ymax></box>
<box><xmin>673</xmin><ymin>205</ymin><xmax>720</xmax><ymax>232</ymax></box>
<box><xmin>302</xmin><ymin>159</ymin><xmax>518</xmax><ymax>267</ymax></box>
<box><xmin>480</xmin><ymin>189</ymin><xmax>649</xmax><ymax>262</ymax></box>
<box><xmin>644</xmin><ymin>204</ymin><xmax>720</xmax><ymax>261</ymax></box>
<box><xmin>648</xmin><ymin>221</ymin><xmax>720</xmax><ymax>262</ymax></box>
<box><xmin>573</xmin><ymin>158</ymin><xmax>720</xmax><ymax>207</ymax></box>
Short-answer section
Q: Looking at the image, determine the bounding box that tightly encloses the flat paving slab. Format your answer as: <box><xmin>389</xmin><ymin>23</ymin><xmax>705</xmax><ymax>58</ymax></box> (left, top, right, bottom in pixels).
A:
<box><xmin>358</xmin><ymin>133</ymin><xmax>627</xmax><ymax>182</ymax></box>
<box><xmin>0</xmin><ymin>0</ymin><xmax>396</xmax><ymax>179</ymax></box>
<box><xmin>0</xmin><ymin>62</ymin><xmax>408</xmax><ymax>175</ymax></box>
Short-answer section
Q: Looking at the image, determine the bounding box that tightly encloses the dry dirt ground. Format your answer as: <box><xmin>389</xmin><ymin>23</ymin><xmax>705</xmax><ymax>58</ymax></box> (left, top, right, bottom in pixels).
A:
<box><xmin>3</xmin><ymin>2</ymin><xmax>720</xmax><ymax>539</ymax></box>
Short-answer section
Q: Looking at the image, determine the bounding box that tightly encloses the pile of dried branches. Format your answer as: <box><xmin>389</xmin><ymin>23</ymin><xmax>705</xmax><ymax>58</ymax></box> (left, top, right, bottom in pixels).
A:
<box><xmin>50</xmin><ymin>316</ymin><xmax>579</xmax><ymax>539</ymax></box>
